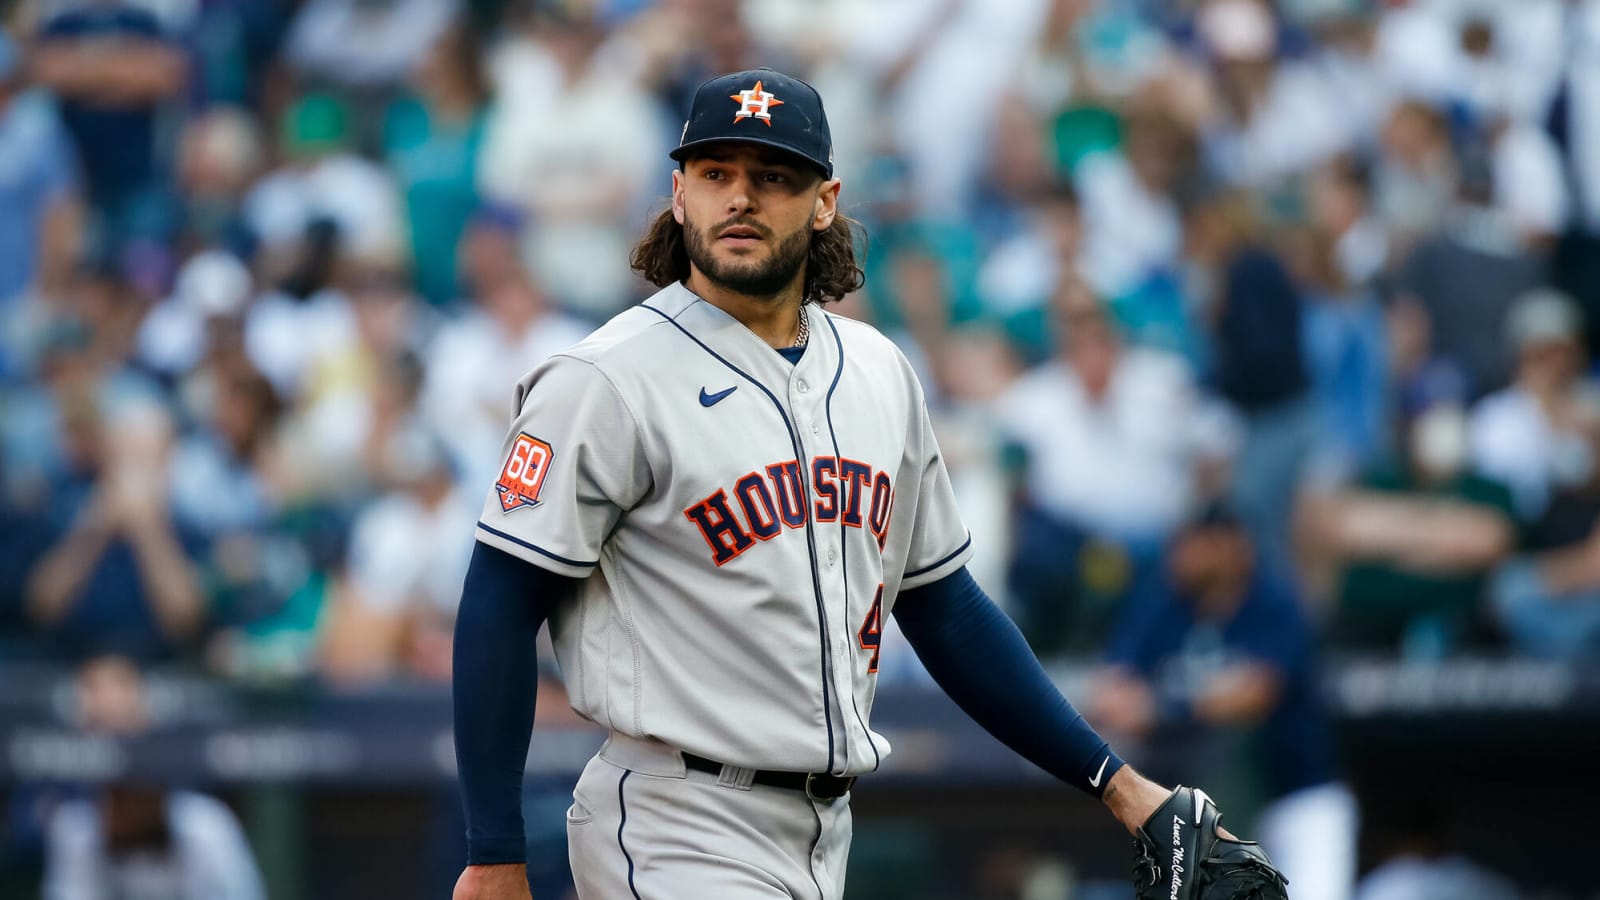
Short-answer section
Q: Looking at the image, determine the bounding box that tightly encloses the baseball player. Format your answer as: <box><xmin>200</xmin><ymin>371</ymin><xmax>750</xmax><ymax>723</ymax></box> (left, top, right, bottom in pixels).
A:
<box><xmin>450</xmin><ymin>69</ymin><xmax>1288</xmax><ymax>900</ymax></box>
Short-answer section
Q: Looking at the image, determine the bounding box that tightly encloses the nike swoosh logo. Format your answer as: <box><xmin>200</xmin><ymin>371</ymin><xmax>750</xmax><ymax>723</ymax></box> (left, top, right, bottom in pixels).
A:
<box><xmin>1088</xmin><ymin>755</ymin><xmax>1110</xmax><ymax>788</ymax></box>
<box><xmin>700</xmin><ymin>386</ymin><xmax>737</xmax><ymax>407</ymax></box>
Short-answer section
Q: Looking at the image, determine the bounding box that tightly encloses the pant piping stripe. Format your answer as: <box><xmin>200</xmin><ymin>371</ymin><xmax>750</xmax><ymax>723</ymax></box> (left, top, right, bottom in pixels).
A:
<box><xmin>618</xmin><ymin>769</ymin><xmax>642</xmax><ymax>899</ymax></box>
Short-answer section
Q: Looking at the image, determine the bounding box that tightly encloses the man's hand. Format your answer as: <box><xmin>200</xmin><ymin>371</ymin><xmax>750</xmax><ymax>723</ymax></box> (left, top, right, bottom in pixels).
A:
<box><xmin>1104</xmin><ymin>768</ymin><xmax>1239</xmax><ymax>840</ymax></box>
<box><xmin>453</xmin><ymin>863</ymin><xmax>533</xmax><ymax>900</ymax></box>
<box><xmin>1127</xmin><ymin>785</ymin><xmax>1289</xmax><ymax>900</ymax></box>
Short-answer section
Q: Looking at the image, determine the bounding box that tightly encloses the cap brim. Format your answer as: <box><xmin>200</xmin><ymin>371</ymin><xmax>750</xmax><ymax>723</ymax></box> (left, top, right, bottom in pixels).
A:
<box><xmin>670</xmin><ymin>137</ymin><xmax>831</xmax><ymax>178</ymax></box>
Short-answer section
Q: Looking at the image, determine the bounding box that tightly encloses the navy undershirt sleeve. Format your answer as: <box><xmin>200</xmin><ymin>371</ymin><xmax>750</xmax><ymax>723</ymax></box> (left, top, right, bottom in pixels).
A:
<box><xmin>452</xmin><ymin>542</ymin><xmax>580</xmax><ymax>865</ymax></box>
<box><xmin>893</xmin><ymin>566</ymin><xmax>1126</xmax><ymax>798</ymax></box>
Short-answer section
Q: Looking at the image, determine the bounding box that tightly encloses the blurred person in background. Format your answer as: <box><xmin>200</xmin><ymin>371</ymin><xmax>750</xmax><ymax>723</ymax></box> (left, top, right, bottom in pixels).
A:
<box><xmin>134</xmin><ymin>249</ymin><xmax>253</xmax><ymax>383</ymax></box>
<box><xmin>855</xmin><ymin>156</ymin><xmax>986</xmax><ymax>366</ymax></box>
<box><xmin>173</xmin><ymin>107</ymin><xmax>263</xmax><ymax>257</ymax></box>
<box><xmin>241</xmin><ymin>221</ymin><xmax>358</xmax><ymax>400</ymax></box>
<box><xmin>1183</xmin><ymin>180</ymin><xmax>1311</xmax><ymax>579</ymax></box>
<box><xmin>0</xmin><ymin>29</ymin><xmax>81</xmax><ymax>372</ymax></box>
<box><xmin>1309</xmin><ymin>153</ymin><xmax>1388</xmax><ymax>290</ymax></box>
<box><xmin>995</xmin><ymin>280</ymin><xmax>1232</xmax><ymax>653</ymax></box>
<box><xmin>1468</xmin><ymin>289</ymin><xmax>1600</xmax><ymax>523</ymax></box>
<box><xmin>321</xmin><ymin>429</ymin><xmax>475</xmax><ymax>682</ymax></box>
<box><xmin>2</xmin><ymin>266</ymin><xmax>164</xmax><ymax>511</ymax></box>
<box><xmin>836</xmin><ymin>0</ymin><xmax>1058</xmax><ymax>220</ymax></box>
<box><xmin>1298</xmin><ymin>371</ymin><xmax>1517</xmax><ymax>655</ymax></box>
<box><xmin>632</xmin><ymin>0</ymin><xmax>786</xmax><ymax>119</ymax></box>
<box><xmin>28</xmin><ymin>0</ymin><xmax>186</xmax><ymax>278</ymax></box>
<box><xmin>1188</xmin><ymin>0</ymin><xmax>1352</xmax><ymax>189</ymax></box>
<box><xmin>42</xmin><ymin>654</ymin><xmax>265</xmax><ymax>900</ymax></box>
<box><xmin>1490</xmin><ymin>508</ymin><xmax>1600</xmax><ymax>660</ymax></box>
<box><xmin>967</xmin><ymin>95</ymin><xmax>1059</xmax><ymax>250</ymax></box>
<box><xmin>243</xmin><ymin>91</ymin><xmax>402</xmax><ymax>295</ymax></box>
<box><xmin>1353</xmin><ymin>794</ymin><xmax>1519</xmax><ymax>900</ymax></box>
<box><xmin>283</xmin><ymin>0</ymin><xmax>455</xmax><ymax>145</ymax></box>
<box><xmin>1089</xmin><ymin>505</ymin><xmax>1355</xmax><ymax>900</ymax></box>
<box><xmin>421</xmin><ymin>207</ymin><xmax>588</xmax><ymax>489</ymax></box>
<box><xmin>22</xmin><ymin>400</ymin><xmax>207</xmax><ymax>663</ymax></box>
<box><xmin>1465</xmin><ymin>290</ymin><xmax>1600</xmax><ymax>659</ymax></box>
<box><xmin>282</xmin><ymin>265</ymin><xmax>422</xmax><ymax>501</ymax></box>
<box><xmin>1296</xmin><ymin>158</ymin><xmax>1392</xmax><ymax>478</ymax></box>
<box><xmin>1074</xmin><ymin>99</ymin><xmax>1192</xmax><ymax>337</ymax></box>
<box><xmin>1484</xmin><ymin>109</ymin><xmax>1568</xmax><ymax>254</ymax></box>
<box><xmin>1371</xmin><ymin>98</ymin><xmax>1456</xmax><ymax>255</ymax></box>
<box><xmin>977</xmin><ymin>179</ymin><xmax>1083</xmax><ymax>364</ymax></box>
<box><xmin>384</xmin><ymin>18</ymin><xmax>490</xmax><ymax>308</ymax></box>
<box><xmin>1387</xmin><ymin>147</ymin><xmax>1547</xmax><ymax>399</ymax></box>
<box><xmin>476</xmin><ymin>2</ymin><xmax>661</xmax><ymax>319</ymax></box>
<box><xmin>167</xmin><ymin>362</ymin><xmax>282</xmax><ymax>538</ymax></box>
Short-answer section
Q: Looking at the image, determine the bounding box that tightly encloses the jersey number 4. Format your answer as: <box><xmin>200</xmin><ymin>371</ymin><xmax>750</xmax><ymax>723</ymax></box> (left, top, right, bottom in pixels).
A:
<box><xmin>858</xmin><ymin>584</ymin><xmax>883</xmax><ymax>674</ymax></box>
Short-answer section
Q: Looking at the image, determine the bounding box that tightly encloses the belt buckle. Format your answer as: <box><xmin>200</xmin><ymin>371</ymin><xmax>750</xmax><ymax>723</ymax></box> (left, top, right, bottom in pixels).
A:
<box><xmin>804</xmin><ymin>772</ymin><xmax>855</xmax><ymax>803</ymax></box>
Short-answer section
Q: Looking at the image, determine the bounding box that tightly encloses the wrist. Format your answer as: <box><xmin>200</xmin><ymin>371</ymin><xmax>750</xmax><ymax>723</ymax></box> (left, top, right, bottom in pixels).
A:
<box><xmin>466</xmin><ymin>836</ymin><xmax>528</xmax><ymax>867</ymax></box>
<box><xmin>1101</xmin><ymin>766</ymin><xmax>1172</xmax><ymax>835</ymax></box>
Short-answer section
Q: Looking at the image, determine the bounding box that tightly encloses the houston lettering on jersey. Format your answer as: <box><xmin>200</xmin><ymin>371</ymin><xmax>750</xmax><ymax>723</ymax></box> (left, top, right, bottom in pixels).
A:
<box><xmin>684</xmin><ymin>456</ymin><xmax>895</xmax><ymax>566</ymax></box>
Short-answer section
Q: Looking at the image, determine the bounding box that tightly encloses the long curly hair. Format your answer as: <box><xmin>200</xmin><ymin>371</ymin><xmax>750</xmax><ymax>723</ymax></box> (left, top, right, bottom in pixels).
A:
<box><xmin>629</xmin><ymin>209</ymin><xmax>866</xmax><ymax>305</ymax></box>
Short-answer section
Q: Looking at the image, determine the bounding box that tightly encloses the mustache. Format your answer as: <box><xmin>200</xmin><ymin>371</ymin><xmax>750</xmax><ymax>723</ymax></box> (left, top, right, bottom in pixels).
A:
<box><xmin>712</xmin><ymin>217</ymin><xmax>773</xmax><ymax>238</ymax></box>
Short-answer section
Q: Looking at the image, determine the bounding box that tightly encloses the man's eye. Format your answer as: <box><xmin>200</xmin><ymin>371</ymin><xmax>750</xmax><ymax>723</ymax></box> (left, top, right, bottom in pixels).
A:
<box><xmin>763</xmin><ymin>172</ymin><xmax>789</xmax><ymax>184</ymax></box>
<box><xmin>704</xmin><ymin>170</ymin><xmax>724</xmax><ymax>180</ymax></box>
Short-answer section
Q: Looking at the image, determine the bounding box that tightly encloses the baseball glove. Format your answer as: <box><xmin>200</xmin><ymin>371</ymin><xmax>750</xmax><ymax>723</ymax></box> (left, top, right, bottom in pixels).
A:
<box><xmin>1131</xmin><ymin>786</ymin><xmax>1290</xmax><ymax>900</ymax></box>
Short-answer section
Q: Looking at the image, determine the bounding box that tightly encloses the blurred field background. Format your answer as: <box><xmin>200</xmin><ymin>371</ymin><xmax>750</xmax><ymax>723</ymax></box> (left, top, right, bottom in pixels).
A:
<box><xmin>2</xmin><ymin>0</ymin><xmax>1599</xmax><ymax>897</ymax></box>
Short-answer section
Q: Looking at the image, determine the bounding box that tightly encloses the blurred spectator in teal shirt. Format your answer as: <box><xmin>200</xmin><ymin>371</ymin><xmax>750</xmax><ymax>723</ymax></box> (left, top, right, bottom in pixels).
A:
<box><xmin>384</xmin><ymin>21</ymin><xmax>488</xmax><ymax>308</ymax></box>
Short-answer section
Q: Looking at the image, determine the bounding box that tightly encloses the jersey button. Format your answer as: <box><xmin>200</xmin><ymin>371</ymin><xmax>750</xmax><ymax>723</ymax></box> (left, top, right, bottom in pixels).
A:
<box><xmin>811</xmin><ymin>422</ymin><xmax>819</xmax><ymax>435</ymax></box>
<box><xmin>827</xmin><ymin>549</ymin><xmax>837</xmax><ymax>565</ymax></box>
<box><xmin>798</xmin><ymin>380</ymin><xmax>809</xmax><ymax>393</ymax></box>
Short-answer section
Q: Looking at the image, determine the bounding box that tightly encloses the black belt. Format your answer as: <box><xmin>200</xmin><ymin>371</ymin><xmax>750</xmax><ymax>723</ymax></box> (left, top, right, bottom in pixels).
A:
<box><xmin>682</xmin><ymin>752</ymin><xmax>856</xmax><ymax>802</ymax></box>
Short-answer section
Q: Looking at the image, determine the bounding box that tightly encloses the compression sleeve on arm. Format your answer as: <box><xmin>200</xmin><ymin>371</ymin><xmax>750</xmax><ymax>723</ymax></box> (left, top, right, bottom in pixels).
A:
<box><xmin>452</xmin><ymin>542</ymin><xmax>580</xmax><ymax>865</ymax></box>
<box><xmin>893</xmin><ymin>566</ymin><xmax>1126</xmax><ymax>798</ymax></box>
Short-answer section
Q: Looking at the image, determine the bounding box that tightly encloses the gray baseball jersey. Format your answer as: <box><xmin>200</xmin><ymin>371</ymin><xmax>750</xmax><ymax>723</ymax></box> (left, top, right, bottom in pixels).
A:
<box><xmin>474</xmin><ymin>283</ymin><xmax>972</xmax><ymax>777</ymax></box>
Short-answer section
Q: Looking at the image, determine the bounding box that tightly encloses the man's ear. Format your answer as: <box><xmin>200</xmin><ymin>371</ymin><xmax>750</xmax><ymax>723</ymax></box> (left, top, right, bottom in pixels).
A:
<box><xmin>671</xmin><ymin>169</ymin><xmax>686</xmax><ymax>225</ymax></box>
<box><xmin>813</xmin><ymin>178</ymin><xmax>841</xmax><ymax>232</ymax></box>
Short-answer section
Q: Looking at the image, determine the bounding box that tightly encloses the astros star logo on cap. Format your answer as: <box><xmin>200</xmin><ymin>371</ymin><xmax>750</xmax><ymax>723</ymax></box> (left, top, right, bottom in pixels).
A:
<box><xmin>730</xmin><ymin>80</ymin><xmax>784</xmax><ymax>126</ymax></box>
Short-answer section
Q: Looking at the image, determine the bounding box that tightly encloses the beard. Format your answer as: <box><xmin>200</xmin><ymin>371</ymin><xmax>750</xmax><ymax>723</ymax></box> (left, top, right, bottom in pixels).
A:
<box><xmin>683</xmin><ymin>212</ymin><xmax>813</xmax><ymax>300</ymax></box>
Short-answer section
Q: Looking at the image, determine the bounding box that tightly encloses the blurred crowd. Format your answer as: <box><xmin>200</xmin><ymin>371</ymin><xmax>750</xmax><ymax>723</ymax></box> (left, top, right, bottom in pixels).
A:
<box><xmin>1</xmin><ymin>0</ymin><xmax>1597</xmax><ymax>895</ymax></box>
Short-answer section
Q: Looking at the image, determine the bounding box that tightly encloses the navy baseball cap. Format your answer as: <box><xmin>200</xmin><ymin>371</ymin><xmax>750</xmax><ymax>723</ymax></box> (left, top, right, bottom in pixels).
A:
<box><xmin>670</xmin><ymin>68</ymin><xmax>834</xmax><ymax>179</ymax></box>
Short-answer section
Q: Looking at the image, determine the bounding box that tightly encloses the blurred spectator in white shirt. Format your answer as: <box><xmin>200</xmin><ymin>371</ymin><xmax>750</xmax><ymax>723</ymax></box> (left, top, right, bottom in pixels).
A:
<box><xmin>136</xmin><ymin>251</ymin><xmax>253</xmax><ymax>379</ymax></box>
<box><xmin>244</xmin><ymin>93</ymin><xmax>403</xmax><ymax>281</ymax></box>
<box><xmin>1372</xmin><ymin>98</ymin><xmax>1456</xmax><ymax>252</ymax></box>
<box><xmin>1194</xmin><ymin>0</ymin><xmax>1352</xmax><ymax>188</ymax></box>
<box><xmin>1075</xmin><ymin>100</ymin><xmax>1190</xmax><ymax>302</ymax></box>
<box><xmin>995</xmin><ymin>279</ymin><xmax>1234</xmax><ymax>652</ymax></box>
<box><xmin>1488</xmin><ymin>114</ymin><xmax>1568</xmax><ymax>249</ymax></box>
<box><xmin>281</xmin><ymin>268</ymin><xmax>425</xmax><ymax>502</ymax></box>
<box><xmin>477</xmin><ymin>5</ymin><xmax>663</xmax><ymax>319</ymax></box>
<box><xmin>420</xmin><ymin>209</ymin><xmax>589</xmax><ymax>489</ymax></box>
<box><xmin>42</xmin><ymin>655</ymin><xmax>265</xmax><ymax>900</ymax></box>
<box><xmin>995</xmin><ymin>279</ymin><xmax>1231</xmax><ymax>546</ymax></box>
<box><xmin>825</xmin><ymin>0</ymin><xmax>1052</xmax><ymax>218</ymax></box>
<box><xmin>1469</xmin><ymin>290</ymin><xmax>1600</xmax><ymax>522</ymax></box>
<box><xmin>321</xmin><ymin>431</ymin><xmax>476</xmax><ymax>682</ymax></box>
